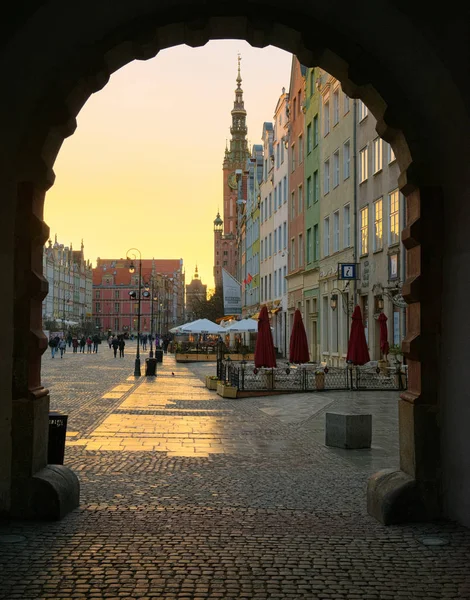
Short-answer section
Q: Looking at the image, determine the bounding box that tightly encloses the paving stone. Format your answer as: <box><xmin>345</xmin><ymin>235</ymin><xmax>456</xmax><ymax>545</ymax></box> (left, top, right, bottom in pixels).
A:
<box><xmin>0</xmin><ymin>345</ymin><xmax>469</xmax><ymax>599</ymax></box>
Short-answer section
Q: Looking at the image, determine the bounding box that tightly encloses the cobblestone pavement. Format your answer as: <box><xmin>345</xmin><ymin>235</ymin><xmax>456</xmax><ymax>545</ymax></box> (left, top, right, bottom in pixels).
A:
<box><xmin>1</xmin><ymin>346</ymin><xmax>469</xmax><ymax>599</ymax></box>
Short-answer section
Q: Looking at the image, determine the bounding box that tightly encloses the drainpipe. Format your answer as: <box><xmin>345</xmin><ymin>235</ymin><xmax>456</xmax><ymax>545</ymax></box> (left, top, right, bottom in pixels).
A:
<box><xmin>352</xmin><ymin>99</ymin><xmax>358</xmax><ymax>307</ymax></box>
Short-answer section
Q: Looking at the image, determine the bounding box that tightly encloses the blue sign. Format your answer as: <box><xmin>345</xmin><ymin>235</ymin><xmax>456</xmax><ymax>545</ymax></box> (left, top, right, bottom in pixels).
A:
<box><xmin>338</xmin><ymin>263</ymin><xmax>358</xmax><ymax>280</ymax></box>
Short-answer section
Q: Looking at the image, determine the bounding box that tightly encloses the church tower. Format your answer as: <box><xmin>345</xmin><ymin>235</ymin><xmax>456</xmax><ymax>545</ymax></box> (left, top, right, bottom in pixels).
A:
<box><xmin>214</xmin><ymin>55</ymin><xmax>250</xmax><ymax>290</ymax></box>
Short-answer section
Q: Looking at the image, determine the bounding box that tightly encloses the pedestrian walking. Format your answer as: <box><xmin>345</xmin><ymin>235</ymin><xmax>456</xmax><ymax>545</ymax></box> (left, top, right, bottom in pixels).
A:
<box><xmin>79</xmin><ymin>336</ymin><xmax>86</xmax><ymax>353</ymax></box>
<box><xmin>58</xmin><ymin>338</ymin><xmax>66</xmax><ymax>358</ymax></box>
<box><xmin>118</xmin><ymin>337</ymin><xmax>125</xmax><ymax>358</ymax></box>
<box><xmin>112</xmin><ymin>336</ymin><xmax>119</xmax><ymax>358</ymax></box>
<box><xmin>108</xmin><ymin>335</ymin><xmax>113</xmax><ymax>349</ymax></box>
<box><xmin>72</xmin><ymin>337</ymin><xmax>79</xmax><ymax>353</ymax></box>
<box><xmin>49</xmin><ymin>336</ymin><xmax>58</xmax><ymax>358</ymax></box>
<box><xmin>92</xmin><ymin>334</ymin><xmax>100</xmax><ymax>353</ymax></box>
<box><xmin>66</xmin><ymin>333</ymin><xmax>72</xmax><ymax>348</ymax></box>
<box><xmin>86</xmin><ymin>336</ymin><xmax>92</xmax><ymax>353</ymax></box>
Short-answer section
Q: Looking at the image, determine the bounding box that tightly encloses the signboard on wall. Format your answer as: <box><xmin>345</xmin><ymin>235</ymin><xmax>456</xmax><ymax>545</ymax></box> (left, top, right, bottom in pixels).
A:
<box><xmin>338</xmin><ymin>263</ymin><xmax>359</xmax><ymax>280</ymax></box>
<box><xmin>222</xmin><ymin>269</ymin><xmax>242</xmax><ymax>316</ymax></box>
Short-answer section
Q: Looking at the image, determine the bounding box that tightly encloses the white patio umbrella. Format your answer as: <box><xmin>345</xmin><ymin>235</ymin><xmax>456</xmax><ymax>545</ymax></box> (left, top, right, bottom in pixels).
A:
<box><xmin>224</xmin><ymin>318</ymin><xmax>258</xmax><ymax>332</ymax></box>
<box><xmin>179</xmin><ymin>318</ymin><xmax>225</xmax><ymax>335</ymax></box>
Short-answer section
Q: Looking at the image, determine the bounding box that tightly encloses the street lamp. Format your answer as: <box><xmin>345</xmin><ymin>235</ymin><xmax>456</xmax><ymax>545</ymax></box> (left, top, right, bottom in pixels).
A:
<box><xmin>143</xmin><ymin>276</ymin><xmax>158</xmax><ymax>358</ymax></box>
<box><xmin>62</xmin><ymin>295</ymin><xmax>72</xmax><ymax>336</ymax></box>
<box><xmin>127</xmin><ymin>247</ymin><xmax>142</xmax><ymax>376</ymax></box>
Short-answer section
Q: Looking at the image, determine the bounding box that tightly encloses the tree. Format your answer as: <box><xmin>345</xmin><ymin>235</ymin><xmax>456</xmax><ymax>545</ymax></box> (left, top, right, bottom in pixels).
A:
<box><xmin>187</xmin><ymin>290</ymin><xmax>224</xmax><ymax>322</ymax></box>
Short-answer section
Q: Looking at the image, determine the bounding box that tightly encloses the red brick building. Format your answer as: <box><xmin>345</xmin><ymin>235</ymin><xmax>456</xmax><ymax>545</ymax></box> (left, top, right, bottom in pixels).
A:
<box><xmin>93</xmin><ymin>258</ymin><xmax>184</xmax><ymax>336</ymax></box>
<box><xmin>213</xmin><ymin>55</ymin><xmax>250</xmax><ymax>290</ymax></box>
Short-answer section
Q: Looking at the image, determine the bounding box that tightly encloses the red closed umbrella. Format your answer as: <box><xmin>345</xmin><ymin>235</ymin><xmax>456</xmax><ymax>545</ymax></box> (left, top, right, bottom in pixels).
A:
<box><xmin>254</xmin><ymin>306</ymin><xmax>277</xmax><ymax>368</ymax></box>
<box><xmin>346</xmin><ymin>305</ymin><xmax>370</xmax><ymax>365</ymax></box>
<box><xmin>289</xmin><ymin>309</ymin><xmax>310</xmax><ymax>363</ymax></box>
<box><xmin>378</xmin><ymin>312</ymin><xmax>390</xmax><ymax>358</ymax></box>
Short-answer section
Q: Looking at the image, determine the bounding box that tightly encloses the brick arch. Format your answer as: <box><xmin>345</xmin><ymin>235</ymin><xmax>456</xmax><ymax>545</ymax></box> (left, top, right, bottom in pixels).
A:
<box><xmin>0</xmin><ymin>0</ymin><xmax>465</xmax><ymax>523</ymax></box>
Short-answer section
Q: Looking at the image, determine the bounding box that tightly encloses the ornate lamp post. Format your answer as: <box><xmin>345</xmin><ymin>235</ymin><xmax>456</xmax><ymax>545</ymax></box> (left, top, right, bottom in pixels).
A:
<box><xmin>143</xmin><ymin>276</ymin><xmax>158</xmax><ymax>358</ymax></box>
<box><xmin>127</xmin><ymin>248</ymin><xmax>142</xmax><ymax>377</ymax></box>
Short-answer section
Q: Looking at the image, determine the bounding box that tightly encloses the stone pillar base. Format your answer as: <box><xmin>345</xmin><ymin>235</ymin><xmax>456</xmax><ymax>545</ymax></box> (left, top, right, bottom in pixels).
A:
<box><xmin>9</xmin><ymin>465</ymin><xmax>79</xmax><ymax>520</ymax></box>
<box><xmin>367</xmin><ymin>468</ymin><xmax>440</xmax><ymax>525</ymax></box>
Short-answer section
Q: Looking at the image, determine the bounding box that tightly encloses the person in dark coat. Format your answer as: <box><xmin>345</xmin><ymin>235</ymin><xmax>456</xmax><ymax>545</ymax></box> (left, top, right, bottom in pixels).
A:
<box><xmin>118</xmin><ymin>337</ymin><xmax>125</xmax><ymax>358</ymax></box>
<box><xmin>72</xmin><ymin>337</ymin><xmax>79</xmax><ymax>353</ymax></box>
<box><xmin>79</xmin><ymin>336</ymin><xmax>86</xmax><ymax>353</ymax></box>
<box><xmin>111</xmin><ymin>336</ymin><xmax>119</xmax><ymax>358</ymax></box>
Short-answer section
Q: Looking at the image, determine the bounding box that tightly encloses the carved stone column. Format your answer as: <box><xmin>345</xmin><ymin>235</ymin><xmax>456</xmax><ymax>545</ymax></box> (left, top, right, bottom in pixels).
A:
<box><xmin>10</xmin><ymin>181</ymin><xmax>79</xmax><ymax>519</ymax></box>
<box><xmin>367</xmin><ymin>184</ymin><xmax>442</xmax><ymax>524</ymax></box>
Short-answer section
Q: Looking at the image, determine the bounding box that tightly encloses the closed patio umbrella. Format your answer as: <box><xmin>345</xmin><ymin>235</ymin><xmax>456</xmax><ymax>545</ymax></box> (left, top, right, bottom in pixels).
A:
<box><xmin>254</xmin><ymin>306</ymin><xmax>276</xmax><ymax>368</ymax></box>
<box><xmin>378</xmin><ymin>312</ymin><xmax>390</xmax><ymax>358</ymax></box>
<box><xmin>346</xmin><ymin>305</ymin><xmax>370</xmax><ymax>365</ymax></box>
<box><xmin>289</xmin><ymin>309</ymin><xmax>310</xmax><ymax>363</ymax></box>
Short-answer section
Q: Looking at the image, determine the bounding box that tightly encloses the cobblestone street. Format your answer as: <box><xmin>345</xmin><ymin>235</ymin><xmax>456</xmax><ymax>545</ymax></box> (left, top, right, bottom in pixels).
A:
<box><xmin>1</xmin><ymin>344</ymin><xmax>469</xmax><ymax>599</ymax></box>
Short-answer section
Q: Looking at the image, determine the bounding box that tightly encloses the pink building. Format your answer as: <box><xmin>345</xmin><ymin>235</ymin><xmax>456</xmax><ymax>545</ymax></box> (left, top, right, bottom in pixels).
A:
<box><xmin>92</xmin><ymin>258</ymin><xmax>184</xmax><ymax>335</ymax></box>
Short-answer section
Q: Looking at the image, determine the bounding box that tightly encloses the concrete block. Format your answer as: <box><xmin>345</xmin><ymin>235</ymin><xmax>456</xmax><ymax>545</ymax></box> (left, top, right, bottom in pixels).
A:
<box><xmin>325</xmin><ymin>412</ymin><xmax>372</xmax><ymax>449</ymax></box>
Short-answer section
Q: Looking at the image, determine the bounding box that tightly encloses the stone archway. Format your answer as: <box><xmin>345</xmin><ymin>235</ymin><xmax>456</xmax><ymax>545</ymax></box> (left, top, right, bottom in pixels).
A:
<box><xmin>1</xmin><ymin>1</ymin><xmax>469</xmax><ymax>526</ymax></box>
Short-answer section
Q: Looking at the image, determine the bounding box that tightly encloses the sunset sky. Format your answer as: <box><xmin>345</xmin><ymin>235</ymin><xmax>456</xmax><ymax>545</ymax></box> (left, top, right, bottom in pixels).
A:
<box><xmin>45</xmin><ymin>40</ymin><xmax>292</xmax><ymax>292</ymax></box>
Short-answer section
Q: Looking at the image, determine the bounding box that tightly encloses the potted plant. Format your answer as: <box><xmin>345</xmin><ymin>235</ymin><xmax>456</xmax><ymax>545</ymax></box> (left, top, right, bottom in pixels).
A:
<box><xmin>216</xmin><ymin>381</ymin><xmax>238</xmax><ymax>398</ymax></box>
<box><xmin>205</xmin><ymin>375</ymin><xmax>219</xmax><ymax>390</ymax></box>
<box><xmin>315</xmin><ymin>369</ymin><xmax>325</xmax><ymax>390</ymax></box>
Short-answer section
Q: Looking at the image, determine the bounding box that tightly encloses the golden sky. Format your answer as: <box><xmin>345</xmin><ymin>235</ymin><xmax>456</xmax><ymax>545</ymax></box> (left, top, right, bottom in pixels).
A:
<box><xmin>45</xmin><ymin>40</ymin><xmax>292</xmax><ymax>290</ymax></box>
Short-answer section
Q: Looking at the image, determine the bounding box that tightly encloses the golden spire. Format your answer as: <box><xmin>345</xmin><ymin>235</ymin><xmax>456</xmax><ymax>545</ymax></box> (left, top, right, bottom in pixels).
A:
<box><xmin>236</xmin><ymin>53</ymin><xmax>242</xmax><ymax>88</ymax></box>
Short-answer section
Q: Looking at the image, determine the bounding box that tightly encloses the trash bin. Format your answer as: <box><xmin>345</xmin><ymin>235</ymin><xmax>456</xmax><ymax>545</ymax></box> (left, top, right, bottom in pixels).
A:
<box><xmin>145</xmin><ymin>357</ymin><xmax>157</xmax><ymax>376</ymax></box>
<box><xmin>48</xmin><ymin>412</ymin><xmax>68</xmax><ymax>465</ymax></box>
<box><xmin>155</xmin><ymin>349</ymin><xmax>163</xmax><ymax>363</ymax></box>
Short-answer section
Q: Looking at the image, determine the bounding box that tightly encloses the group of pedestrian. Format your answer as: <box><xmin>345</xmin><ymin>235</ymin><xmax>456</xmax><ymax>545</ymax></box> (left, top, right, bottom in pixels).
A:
<box><xmin>48</xmin><ymin>333</ymin><xmax>102</xmax><ymax>358</ymax></box>
<box><xmin>108</xmin><ymin>335</ymin><xmax>126</xmax><ymax>358</ymax></box>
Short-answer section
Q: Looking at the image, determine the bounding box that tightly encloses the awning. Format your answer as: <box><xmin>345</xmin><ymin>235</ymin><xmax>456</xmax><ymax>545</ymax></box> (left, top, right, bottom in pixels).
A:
<box><xmin>271</xmin><ymin>307</ymin><xmax>282</xmax><ymax>314</ymax></box>
<box><xmin>251</xmin><ymin>312</ymin><xmax>260</xmax><ymax>320</ymax></box>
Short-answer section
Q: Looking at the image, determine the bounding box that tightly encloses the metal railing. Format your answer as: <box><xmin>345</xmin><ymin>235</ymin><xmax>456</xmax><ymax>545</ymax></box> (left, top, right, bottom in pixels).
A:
<box><xmin>216</xmin><ymin>360</ymin><xmax>407</xmax><ymax>393</ymax></box>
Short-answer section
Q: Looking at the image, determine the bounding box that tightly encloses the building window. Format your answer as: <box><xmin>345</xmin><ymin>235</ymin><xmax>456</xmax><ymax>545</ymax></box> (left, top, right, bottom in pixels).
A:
<box><xmin>324</xmin><ymin>100</ymin><xmax>330</xmax><ymax>135</ymax></box>
<box><xmin>358</xmin><ymin>100</ymin><xmax>368</xmax><ymax>121</ymax></box>
<box><xmin>298</xmin><ymin>185</ymin><xmax>303</xmax><ymax>213</ymax></box>
<box><xmin>274</xmin><ymin>229</ymin><xmax>277</xmax><ymax>254</ymax></box>
<box><xmin>293</xmin><ymin>97</ymin><xmax>297</xmax><ymax>119</ymax></box>
<box><xmin>373</xmin><ymin>198</ymin><xmax>383</xmax><ymax>251</ymax></box>
<box><xmin>387</xmin><ymin>143</ymin><xmax>396</xmax><ymax>163</ymax></box>
<box><xmin>261</xmin><ymin>239</ymin><xmax>264</xmax><ymax>261</ymax></box>
<box><xmin>276</xmin><ymin>144</ymin><xmax>280</xmax><ymax>168</ymax></box>
<box><xmin>314</xmin><ymin>224</ymin><xmax>319</xmax><ymax>261</ymax></box>
<box><xmin>274</xmin><ymin>270</ymin><xmax>277</xmax><ymax>297</ymax></box>
<box><xmin>389</xmin><ymin>189</ymin><xmax>400</xmax><ymax>245</ymax></box>
<box><xmin>313</xmin><ymin>115</ymin><xmax>319</xmax><ymax>146</ymax></box>
<box><xmin>322</xmin><ymin>296</ymin><xmax>329</xmax><ymax>352</ymax></box>
<box><xmin>291</xmin><ymin>144</ymin><xmax>296</xmax><ymax>172</ymax></box>
<box><xmin>307</xmin><ymin>176</ymin><xmax>312</xmax><ymax>207</ymax></box>
<box><xmin>324</xmin><ymin>159</ymin><xmax>330</xmax><ymax>194</ymax></box>
<box><xmin>307</xmin><ymin>228</ymin><xmax>313</xmax><ymax>263</ymax></box>
<box><xmin>269</xmin><ymin>193</ymin><xmax>272</xmax><ymax>217</ymax></box>
<box><xmin>114</xmin><ymin>290</ymin><xmax>119</xmax><ymax>299</ymax></box>
<box><xmin>333</xmin><ymin>89</ymin><xmax>340</xmax><ymax>125</ymax></box>
<box><xmin>333</xmin><ymin>211</ymin><xmax>340</xmax><ymax>253</ymax></box>
<box><xmin>291</xmin><ymin>238</ymin><xmax>296</xmax><ymax>270</ymax></box>
<box><xmin>96</xmin><ymin>302</ymin><xmax>101</xmax><ymax>313</ymax></box>
<box><xmin>299</xmin><ymin>135</ymin><xmax>303</xmax><ymax>164</ymax></box>
<box><xmin>269</xmin><ymin>233</ymin><xmax>272</xmax><ymax>257</ymax></box>
<box><xmin>343</xmin><ymin>140</ymin><xmax>350</xmax><ymax>180</ymax></box>
<box><xmin>344</xmin><ymin>92</ymin><xmax>350</xmax><ymax>114</ymax></box>
<box><xmin>269</xmin><ymin>274</ymin><xmax>272</xmax><ymax>300</ymax></box>
<box><xmin>333</xmin><ymin>150</ymin><xmax>340</xmax><ymax>188</ymax></box>
<box><xmin>283</xmin><ymin>176</ymin><xmax>287</xmax><ymax>203</ymax></box>
<box><xmin>283</xmin><ymin>221</ymin><xmax>287</xmax><ymax>248</ymax></box>
<box><xmin>324</xmin><ymin>216</ymin><xmax>330</xmax><ymax>257</ymax></box>
<box><xmin>343</xmin><ymin>204</ymin><xmax>351</xmax><ymax>248</ymax></box>
<box><xmin>114</xmin><ymin>303</ymin><xmax>119</xmax><ymax>313</ymax></box>
<box><xmin>283</xmin><ymin>266</ymin><xmax>287</xmax><ymax>294</ymax></box>
<box><xmin>314</xmin><ymin>170</ymin><xmax>319</xmax><ymax>202</ymax></box>
<box><xmin>95</xmin><ymin>291</ymin><xmax>100</xmax><ymax>299</ymax></box>
<box><xmin>372</xmin><ymin>137</ymin><xmax>383</xmax><ymax>173</ymax></box>
<box><xmin>360</xmin><ymin>206</ymin><xmax>369</xmax><ymax>255</ymax></box>
<box><xmin>307</xmin><ymin>123</ymin><xmax>312</xmax><ymax>153</ymax></box>
<box><xmin>274</xmin><ymin>187</ymin><xmax>277</xmax><ymax>212</ymax></box>
<box><xmin>291</xmin><ymin>191</ymin><xmax>296</xmax><ymax>219</ymax></box>
<box><xmin>359</xmin><ymin>146</ymin><xmax>368</xmax><ymax>183</ymax></box>
<box><xmin>299</xmin><ymin>234</ymin><xmax>303</xmax><ymax>266</ymax></box>
<box><xmin>114</xmin><ymin>318</ymin><xmax>119</xmax><ymax>331</ymax></box>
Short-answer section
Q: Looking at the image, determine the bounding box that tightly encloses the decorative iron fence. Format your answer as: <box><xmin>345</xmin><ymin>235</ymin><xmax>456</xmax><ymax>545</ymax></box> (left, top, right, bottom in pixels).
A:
<box><xmin>217</xmin><ymin>360</ymin><xmax>407</xmax><ymax>393</ymax></box>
